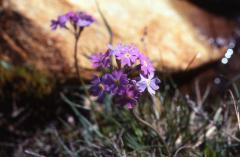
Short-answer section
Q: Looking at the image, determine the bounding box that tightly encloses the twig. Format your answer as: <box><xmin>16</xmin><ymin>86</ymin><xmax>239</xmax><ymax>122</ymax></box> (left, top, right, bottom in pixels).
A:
<box><xmin>54</xmin><ymin>129</ymin><xmax>77</xmax><ymax>157</ymax></box>
<box><xmin>1</xmin><ymin>31</ymin><xmax>27</xmax><ymax>60</ymax></box>
<box><xmin>24</xmin><ymin>150</ymin><xmax>46</xmax><ymax>157</ymax></box>
<box><xmin>194</xmin><ymin>79</ymin><xmax>202</xmax><ymax>106</ymax></box>
<box><xmin>185</xmin><ymin>53</ymin><xmax>199</xmax><ymax>70</ymax></box>
<box><xmin>201</xmin><ymin>84</ymin><xmax>211</xmax><ymax>106</ymax></box>
<box><xmin>222</xmin><ymin>129</ymin><xmax>240</xmax><ymax>143</ymax></box>
<box><xmin>173</xmin><ymin>145</ymin><xmax>192</xmax><ymax>157</ymax></box>
<box><xmin>229</xmin><ymin>90</ymin><xmax>240</xmax><ymax>131</ymax></box>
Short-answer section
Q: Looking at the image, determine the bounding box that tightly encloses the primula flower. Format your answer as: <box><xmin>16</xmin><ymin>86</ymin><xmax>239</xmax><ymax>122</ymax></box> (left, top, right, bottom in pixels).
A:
<box><xmin>89</xmin><ymin>43</ymin><xmax>160</xmax><ymax>109</ymax></box>
<box><xmin>76</xmin><ymin>12</ymin><xmax>95</xmax><ymax>27</ymax></box>
<box><xmin>51</xmin><ymin>11</ymin><xmax>95</xmax><ymax>30</ymax></box>
<box><xmin>113</xmin><ymin>44</ymin><xmax>140</xmax><ymax>67</ymax></box>
<box><xmin>90</xmin><ymin>75</ymin><xmax>109</xmax><ymax>101</ymax></box>
<box><xmin>116</xmin><ymin>85</ymin><xmax>140</xmax><ymax>109</ymax></box>
<box><xmin>90</xmin><ymin>53</ymin><xmax>110</xmax><ymax>68</ymax></box>
<box><xmin>139</xmin><ymin>54</ymin><xmax>155</xmax><ymax>75</ymax></box>
<box><xmin>51</xmin><ymin>15</ymin><xmax>68</xmax><ymax>30</ymax></box>
<box><xmin>66</xmin><ymin>12</ymin><xmax>79</xmax><ymax>24</ymax></box>
<box><xmin>108</xmin><ymin>44</ymin><xmax>124</xmax><ymax>56</ymax></box>
<box><xmin>50</xmin><ymin>20</ymin><xmax>59</xmax><ymax>30</ymax></box>
<box><xmin>106</xmin><ymin>70</ymin><xmax>129</xmax><ymax>95</ymax></box>
<box><xmin>136</xmin><ymin>73</ymin><xmax>160</xmax><ymax>95</ymax></box>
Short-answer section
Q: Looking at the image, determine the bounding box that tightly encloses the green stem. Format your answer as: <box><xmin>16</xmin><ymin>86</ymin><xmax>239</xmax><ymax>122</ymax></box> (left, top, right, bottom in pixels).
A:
<box><xmin>74</xmin><ymin>34</ymin><xmax>80</xmax><ymax>80</ymax></box>
<box><xmin>73</xmin><ymin>29</ymin><xmax>90</xmax><ymax>96</ymax></box>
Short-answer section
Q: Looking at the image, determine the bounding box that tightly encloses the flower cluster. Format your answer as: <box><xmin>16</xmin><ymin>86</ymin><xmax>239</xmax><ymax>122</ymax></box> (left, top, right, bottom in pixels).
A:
<box><xmin>90</xmin><ymin>44</ymin><xmax>160</xmax><ymax>109</ymax></box>
<box><xmin>51</xmin><ymin>11</ymin><xmax>95</xmax><ymax>30</ymax></box>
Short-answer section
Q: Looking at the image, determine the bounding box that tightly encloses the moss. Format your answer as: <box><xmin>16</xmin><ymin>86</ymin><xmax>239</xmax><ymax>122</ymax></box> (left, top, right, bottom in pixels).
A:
<box><xmin>0</xmin><ymin>60</ymin><xmax>55</xmax><ymax>98</ymax></box>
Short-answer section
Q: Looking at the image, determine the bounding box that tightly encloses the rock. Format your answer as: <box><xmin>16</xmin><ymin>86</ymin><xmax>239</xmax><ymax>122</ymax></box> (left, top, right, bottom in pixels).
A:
<box><xmin>0</xmin><ymin>0</ymin><xmax>235</xmax><ymax>78</ymax></box>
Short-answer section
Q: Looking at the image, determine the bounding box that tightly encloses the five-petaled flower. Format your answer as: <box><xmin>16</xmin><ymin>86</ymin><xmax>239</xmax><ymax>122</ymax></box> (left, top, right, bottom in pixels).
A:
<box><xmin>139</xmin><ymin>54</ymin><xmax>155</xmax><ymax>75</ymax></box>
<box><xmin>116</xmin><ymin>85</ymin><xmax>140</xmax><ymax>109</ymax></box>
<box><xmin>113</xmin><ymin>44</ymin><xmax>140</xmax><ymax>67</ymax></box>
<box><xmin>137</xmin><ymin>73</ymin><xmax>160</xmax><ymax>96</ymax></box>
<box><xmin>90</xmin><ymin>53</ymin><xmax>110</xmax><ymax>69</ymax></box>
<box><xmin>90</xmin><ymin>75</ymin><xmax>109</xmax><ymax>102</ymax></box>
<box><xmin>106</xmin><ymin>70</ymin><xmax>129</xmax><ymax>95</ymax></box>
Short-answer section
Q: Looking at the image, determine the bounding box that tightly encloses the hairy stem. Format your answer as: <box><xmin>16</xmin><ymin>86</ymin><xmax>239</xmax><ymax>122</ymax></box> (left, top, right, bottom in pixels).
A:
<box><xmin>73</xmin><ymin>29</ymin><xmax>90</xmax><ymax>97</ymax></box>
<box><xmin>74</xmin><ymin>30</ymin><xmax>82</xmax><ymax>80</ymax></box>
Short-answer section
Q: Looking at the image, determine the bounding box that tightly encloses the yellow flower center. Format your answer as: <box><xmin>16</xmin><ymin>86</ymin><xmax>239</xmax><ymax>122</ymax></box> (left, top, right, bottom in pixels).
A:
<box><xmin>124</xmin><ymin>52</ymin><xmax>131</xmax><ymax>58</ymax></box>
<box><xmin>99</xmin><ymin>83</ymin><xmax>105</xmax><ymax>90</ymax></box>
<box><xmin>114</xmin><ymin>80</ymin><xmax>120</xmax><ymax>85</ymax></box>
<box><xmin>146</xmin><ymin>79</ymin><xmax>151</xmax><ymax>87</ymax></box>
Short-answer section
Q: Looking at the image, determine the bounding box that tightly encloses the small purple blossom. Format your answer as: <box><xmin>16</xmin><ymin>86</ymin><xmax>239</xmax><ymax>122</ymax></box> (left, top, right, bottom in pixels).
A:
<box><xmin>50</xmin><ymin>11</ymin><xmax>95</xmax><ymax>30</ymax></box>
<box><xmin>90</xmin><ymin>75</ymin><xmax>109</xmax><ymax>101</ymax></box>
<box><xmin>106</xmin><ymin>70</ymin><xmax>129</xmax><ymax>95</ymax></box>
<box><xmin>136</xmin><ymin>73</ymin><xmax>160</xmax><ymax>95</ymax></box>
<box><xmin>90</xmin><ymin>53</ymin><xmax>110</xmax><ymax>68</ymax></box>
<box><xmin>111</xmin><ymin>44</ymin><xmax>140</xmax><ymax>67</ymax></box>
<box><xmin>76</xmin><ymin>12</ymin><xmax>95</xmax><ymax>27</ymax></box>
<box><xmin>108</xmin><ymin>44</ymin><xmax>123</xmax><ymax>56</ymax></box>
<box><xmin>50</xmin><ymin>20</ymin><xmax>59</xmax><ymax>30</ymax></box>
<box><xmin>139</xmin><ymin>54</ymin><xmax>155</xmax><ymax>75</ymax></box>
<box><xmin>51</xmin><ymin>15</ymin><xmax>68</xmax><ymax>30</ymax></box>
<box><xmin>116</xmin><ymin>85</ymin><xmax>140</xmax><ymax>109</ymax></box>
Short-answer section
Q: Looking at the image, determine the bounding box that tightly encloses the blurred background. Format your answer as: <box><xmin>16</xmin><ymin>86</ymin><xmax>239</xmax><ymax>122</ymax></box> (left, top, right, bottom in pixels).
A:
<box><xmin>0</xmin><ymin>0</ymin><xmax>240</xmax><ymax>156</ymax></box>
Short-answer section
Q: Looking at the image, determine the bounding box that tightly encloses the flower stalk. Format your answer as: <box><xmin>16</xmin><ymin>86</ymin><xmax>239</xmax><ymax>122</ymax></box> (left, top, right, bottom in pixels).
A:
<box><xmin>73</xmin><ymin>28</ymin><xmax>82</xmax><ymax>80</ymax></box>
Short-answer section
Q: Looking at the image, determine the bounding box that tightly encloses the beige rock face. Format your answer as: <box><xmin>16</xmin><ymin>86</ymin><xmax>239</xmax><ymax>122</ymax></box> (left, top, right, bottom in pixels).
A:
<box><xmin>1</xmin><ymin>0</ymin><xmax>235</xmax><ymax>77</ymax></box>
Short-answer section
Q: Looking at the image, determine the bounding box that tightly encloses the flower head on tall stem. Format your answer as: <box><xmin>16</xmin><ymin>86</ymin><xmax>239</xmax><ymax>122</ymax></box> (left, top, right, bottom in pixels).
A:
<box><xmin>51</xmin><ymin>11</ymin><xmax>95</xmax><ymax>96</ymax></box>
<box><xmin>51</xmin><ymin>11</ymin><xmax>95</xmax><ymax>31</ymax></box>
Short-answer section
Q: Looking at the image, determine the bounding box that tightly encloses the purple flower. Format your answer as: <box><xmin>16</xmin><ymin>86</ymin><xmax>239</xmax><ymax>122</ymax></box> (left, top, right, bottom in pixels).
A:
<box><xmin>50</xmin><ymin>20</ymin><xmax>59</xmax><ymax>30</ymax></box>
<box><xmin>106</xmin><ymin>70</ymin><xmax>128</xmax><ymax>95</ymax></box>
<box><xmin>90</xmin><ymin>75</ymin><xmax>109</xmax><ymax>101</ymax></box>
<box><xmin>50</xmin><ymin>14</ymin><xmax>69</xmax><ymax>30</ymax></box>
<box><xmin>139</xmin><ymin>54</ymin><xmax>155</xmax><ymax>75</ymax></box>
<box><xmin>51</xmin><ymin>16</ymin><xmax>67</xmax><ymax>30</ymax></box>
<box><xmin>51</xmin><ymin>11</ymin><xmax>95</xmax><ymax>30</ymax></box>
<box><xmin>116</xmin><ymin>85</ymin><xmax>140</xmax><ymax>109</ymax></box>
<box><xmin>58</xmin><ymin>15</ymin><xmax>69</xmax><ymax>27</ymax></box>
<box><xmin>136</xmin><ymin>73</ymin><xmax>160</xmax><ymax>95</ymax></box>
<box><xmin>90</xmin><ymin>53</ymin><xmax>110</xmax><ymax>68</ymax></box>
<box><xmin>76</xmin><ymin>12</ymin><xmax>95</xmax><ymax>27</ymax></box>
<box><xmin>65</xmin><ymin>12</ymin><xmax>79</xmax><ymax>24</ymax></box>
<box><xmin>89</xmin><ymin>43</ymin><xmax>161</xmax><ymax>109</ymax></box>
<box><xmin>108</xmin><ymin>44</ymin><xmax>123</xmax><ymax>56</ymax></box>
<box><xmin>112</xmin><ymin>44</ymin><xmax>140</xmax><ymax>67</ymax></box>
